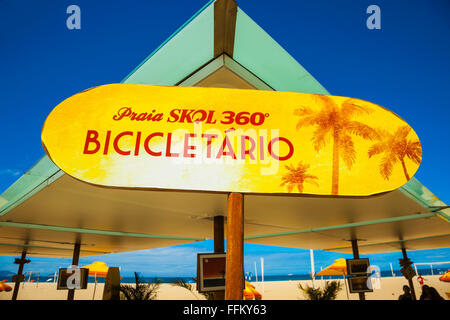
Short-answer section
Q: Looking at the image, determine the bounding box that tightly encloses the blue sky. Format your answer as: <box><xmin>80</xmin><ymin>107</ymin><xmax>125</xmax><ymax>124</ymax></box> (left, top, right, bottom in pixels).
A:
<box><xmin>0</xmin><ymin>0</ymin><xmax>449</xmax><ymax>277</ymax></box>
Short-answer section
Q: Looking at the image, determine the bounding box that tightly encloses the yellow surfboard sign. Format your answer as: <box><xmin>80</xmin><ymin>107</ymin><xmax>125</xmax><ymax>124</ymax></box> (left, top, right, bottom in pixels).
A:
<box><xmin>41</xmin><ymin>84</ymin><xmax>422</xmax><ymax>196</ymax></box>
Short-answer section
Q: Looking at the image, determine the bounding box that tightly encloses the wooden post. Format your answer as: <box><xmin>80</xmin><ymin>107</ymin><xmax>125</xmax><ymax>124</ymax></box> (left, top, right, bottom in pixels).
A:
<box><xmin>11</xmin><ymin>250</ymin><xmax>27</xmax><ymax>300</ymax></box>
<box><xmin>214</xmin><ymin>216</ymin><xmax>225</xmax><ymax>254</ymax></box>
<box><xmin>401</xmin><ymin>247</ymin><xmax>417</xmax><ymax>300</ymax></box>
<box><xmin>102</xmin><ymin>267</ymin><xmax>121</xmax><ymax>300</ymax></box>
<box><xmin>225</xmin><ymin>193</ymin><xmax>244</xmax><ymax>300</ymax></box>
<box><xmin>351</xmin><ymin>239</ymin><xmax>366</xmax><ymax>301</ymax></box>
<box><xmin>67</xmin><ymin>242</ymin><xmax>81</xmax><ymax>301</ymax></box>
<box><xmin>213</xmin><ymin>215</ymin><xmax>225</xmax><ymax>300</ymax></box>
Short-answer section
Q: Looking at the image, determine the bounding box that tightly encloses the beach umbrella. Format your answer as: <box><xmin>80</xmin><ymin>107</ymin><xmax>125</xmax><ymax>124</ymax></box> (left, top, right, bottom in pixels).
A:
<box><xmin>316</xmin><ymin>258</ymin><xmax>347</xmax><ymax>276</ymax></box>
<box><xmin>439</xmin><ymin>271</ymin><xmax>450</xmax><ymax>282</ymax></box>
<box><xmin>315</xmin><ymin>259</ymin><xmax>349</xmax><ymax>299</ymax></box>
<box><xmin>0</xmin><ymin>280</ymin><xmax>12</xmax><ymax>292</ymax></box>
<box><xmin>243</xmin><ymin>281</ymin><xmax>262</xmax><ymax>300</ymax></box>
<box><xmin>82</xmin><ymin>261</ymin><xmax>110</xmax><ymax>299</ymax></box>
<box><xmin>83</xmin><ymin>261</ymin><xmax>109</xmax><ymax>277</ymax></box>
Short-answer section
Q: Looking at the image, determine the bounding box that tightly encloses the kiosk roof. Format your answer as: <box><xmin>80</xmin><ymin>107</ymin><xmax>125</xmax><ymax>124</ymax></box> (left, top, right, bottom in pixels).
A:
<box><xmin>1</xmin><ymin>0</ymin><xmax>448</xmax><ymax>257</ymax></box>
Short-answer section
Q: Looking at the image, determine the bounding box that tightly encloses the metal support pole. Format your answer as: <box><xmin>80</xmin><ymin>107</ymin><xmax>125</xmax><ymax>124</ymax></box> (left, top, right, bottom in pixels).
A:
<box><xmin>67</xmin><ymin>242</ymin><xmax>81</xmax><ymax>301</ymax></box>
<box><xmin>351</xmin><ymin>239</ymin><xmax>365</xmax><ymax>300</ymax></box>
<box><xmin>310</xmin><ymin>249</ymin><xmax>315</xmax><ymax>288</ymax></box>
<box><xmin>401</xmin><ymin>247</ymin><xmax>417</xmax><ymax>300</ymax></box>
<box><xmin>390</xmin><ymin>263</ymin><xmax>395</xmax><ymax>277</ymax></box>
<box><xmin>213</xmin><ymin>215</ymin><xmax>225</xmax><ymax>300</ymax></box>
<box><xmin>11</xmin><ymin>250</ymin><xmax>27</xmax><ymax>300</ymax></box>
<box><xmin>225</xmin><ymin>193</ymin><xmax>244</xmax><ymax>300</ymax></box>
<box><xmin>261</xmin><ymin>257</ymin><xmax>265</xmax><ymax>293</ymax></box>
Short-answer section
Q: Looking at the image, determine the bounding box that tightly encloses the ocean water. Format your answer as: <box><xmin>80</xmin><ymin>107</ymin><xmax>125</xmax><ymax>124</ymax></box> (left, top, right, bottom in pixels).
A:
<box><xmin>5</xmin><ymin>267</ymin><xmax>448</xmax><ymax>284</ymax></box>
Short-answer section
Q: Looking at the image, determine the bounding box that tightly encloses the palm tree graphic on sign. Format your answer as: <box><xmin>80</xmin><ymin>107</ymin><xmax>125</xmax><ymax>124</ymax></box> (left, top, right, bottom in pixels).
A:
<box><xmin>368</xmin><ymin>126</ymin><xmax>422</xmax><ymax>181</ymax></box>
<box><xmin>293</xmin><ymin>95</ymin><xmax>377</xmax><ymax>195</ymax></box>
<box><xmin>280</xmin><ymin>162</ymin><xmax>319</xmax><ymax>193</ymax></box>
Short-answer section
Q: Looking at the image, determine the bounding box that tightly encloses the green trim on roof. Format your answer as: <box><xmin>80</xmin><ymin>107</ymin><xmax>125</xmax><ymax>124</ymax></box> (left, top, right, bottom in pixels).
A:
<box><xmin>244</xmin><ymin>212</ymin><xmax>439</xmax><ymax>240</ymax></box>
<box><xmin>0</xmin><ymin>156</ymin><xmax>62</xmax><ymax>217</ymax></box>
<box><xmin>122</xmin><ymin>0</ymin><xmax>215</xmax><ymax>83</ymax></box>
<box><xmin>0</xmin><ymin>1</ymin><xmax>447</xmax><ymax>247</ymax></box>
<box><xmin>177</xmin><ymin>54</ymin><xmax>274</xmax><ymax>91</ymax></box>
<box><xmin>223</xmin><ymin>55</ymin><xmax>274</xmax><ymax>90</ymax></box>
<box><xmin>400</xmin><ymin>178</ymin><xmax>450</xmax><ymax>222</ymax></box>
<box><xmin>0</xmin><ymin>1</ymin><xmax>348</xmax><ymax>220</ymax></box>
<box><xmin>0</xmin><ymin>242</ymin><xmax>110</xmax><ymax>254</ymax></box>
<box><xmin>122</xmin><ymin>1</ymin><xmax>215</xmax><ymax>85</ymax></box>
<box><xmin>178</xmin><ymin>54</ymin><xmax>225</xmax><ymax>87</ymax></box>
<box><xmin>233</xmin><ymin>8</ymin><xmax>329</xmax><ymax>94</ymax></box>
<box><xmin>324</xmin><ymin>233</ymin><xmax>450</xmax><ymax>252</ymax></box>
<box><xmin>0</xmin><ymin>221</ymin><xmax>205</xmax><ymax>242</ymax></box>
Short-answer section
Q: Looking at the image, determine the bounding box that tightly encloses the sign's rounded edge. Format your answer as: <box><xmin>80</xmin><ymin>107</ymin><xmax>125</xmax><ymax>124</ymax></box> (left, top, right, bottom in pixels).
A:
<box><xmin>40</xmin><ymin>84</ymin><xmax>422</xmax><ymax>198</ymax></box>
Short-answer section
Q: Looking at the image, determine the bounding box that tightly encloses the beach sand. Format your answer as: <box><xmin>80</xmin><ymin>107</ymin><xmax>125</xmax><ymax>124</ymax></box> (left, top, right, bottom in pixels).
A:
<box><xmin>1</xmin><ymin>275</ymin><xmax>448</xmax><ymax>300</ymax></box>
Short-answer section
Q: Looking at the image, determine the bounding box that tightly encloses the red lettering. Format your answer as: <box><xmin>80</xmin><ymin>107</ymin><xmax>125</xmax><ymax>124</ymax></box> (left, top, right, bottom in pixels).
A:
<box><xmin>202</xmin><ymin>134</ymin><xmax>217</xmax><ymax>158</ymax></box>
<box><xmin>152</xmin><ymin>113</ymin><xmax>163</xmax><ymax>121</ymax></box>
<box><xmin>83</xmin><ymin>130</ymin><xmax>100</xmax><ymax>154</ymax></box>
<box><xmin>206</xmin><ymin>110</ymin><xmax>217</xmax><ymax>124</ymax></box>
<box><xmin>136</xmin><ymin>113</ymin><xmax>148</xmax><ymax>121</ymax></box>
<box><xmin>192</xmin><ymin>110</ymin><xmax>207</xmax><ymax>123</ymax></box>
<box><xmin>146</xmin><ymin>110</ymin><xmax>156</xmax><ymax>121</ymax></box>
<box><xmin>216</xmin><ymin>134</ymin><xmax>236</xmax><ymax>159</ymax></box>
<box><xmin>259</xmin><ymin>136</ymin><xmax>265</xmax><ymax>160</ymax></box>
<box><xmin>268</xmin><ymin>137</ymin><xmax>294</xmax><ymax>161</ymax></box>
<box><xmin>241</xmin><ymin>136</ymin><xmax>256</xmax><ymax>160</ymax></box>
<box><xmin>184</xmin><ymin>134</ymin><xmax>196</xmax><ymax>158</ymax></box>
<box><xmin>165</xmin><ymin>133</ymin><xmax>179</xmax><ymax>157</ymax></box>
<box><xmin>113</xmin><ymin>107</ymin><xmax>132</xmax><ymax>121</ymax></box>
<box><xmin>103</xmin><ymin>130</ymin><xmax>111</xmax><ymax>155</ymax></box>
<box><xmin>134</xmin><ymin>131</ymin><xmax>142</xmax><ymax>156</ymax></box>
<box><xmin>144</xmin><ymin>132</ymin><xmax>163</xmax><ymax>156</ymax></box>
<box><xmin>179</xmin><ymin>109</ymin><xmax>195</xmax><ymax>123</ymax></box>
<box><xmin>113</xmin><ymin>131</ymin><xmax>133</xmax><ymax>155</ymax></box>
<box><xmin>167</xmin><ymin>109</ymin><xmax>181</xmax><ymax>123</ymax></box>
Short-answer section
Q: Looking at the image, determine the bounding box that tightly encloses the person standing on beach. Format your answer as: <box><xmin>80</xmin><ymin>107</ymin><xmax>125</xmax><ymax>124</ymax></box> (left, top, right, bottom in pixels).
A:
<box><xmin>417</xmin><ymin>274</ymin><xmax>425</xmax><ymax>288</ymax></box>
<box><xmin>419</xmin><ymin>285</ymin><xmax>444</xmax><ymax>300</ymax></box>
<box><xmin>398</xmin><ymin>285</ymin><xmax>413</xmax><ymax>300</ymax></box>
